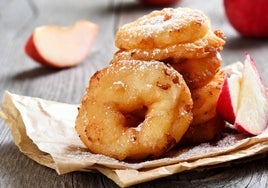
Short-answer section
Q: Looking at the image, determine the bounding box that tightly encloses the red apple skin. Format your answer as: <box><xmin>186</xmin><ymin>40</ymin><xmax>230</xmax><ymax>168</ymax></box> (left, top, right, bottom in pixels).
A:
<box><xmin>234</xmin><ymin>54</ymin><xmax>268</xmax><ymax>135</ymax></box>
<box><xmin>24</xmin><ymin>35</ymin><xmax>54</xmax><ymax>67</ymax></box>
<box><xmin>224</xmin><ymin>0</ymin><xmax>268</xmax><ymax>37</ymax></box>
<box><xmin>216</xmin><ymin>75</ymin><xmax>236</xmax><ymax>124</ymax></box>
<box><xmin>234</xmin><ymin>122</ymin><xmax>254</xmax><ymax>134</ymax></box>
<box><xmin>24</xmin><ymin>20</ymin><xmax>98</xmax><ymax>69</ymax></box>
<box><xmin>138</xmin><ymin>0</ymin><xmax>180</xmax><ymax>6</ymax></box>
<box><xmin>217</xmin><ymin>54</ymin><xmax>268</xmax><ymax>135</ymax></box>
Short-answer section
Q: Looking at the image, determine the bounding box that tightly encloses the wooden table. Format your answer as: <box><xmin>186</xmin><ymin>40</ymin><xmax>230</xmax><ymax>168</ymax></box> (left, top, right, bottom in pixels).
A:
<box><xmin>1</xmin><ymin>0</ymin><xmax>268</xmax><ymax>187</ymax></box>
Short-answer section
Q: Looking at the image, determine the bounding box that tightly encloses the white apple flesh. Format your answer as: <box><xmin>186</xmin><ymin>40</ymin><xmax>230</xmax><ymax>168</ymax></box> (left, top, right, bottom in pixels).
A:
<box><xmin>234</xmin><ymin>54</ymin><xmax>268</xmax><ymax>135</ymax></box>
<box><xmin>217</xmin><ymin>54</ymin><xmax>268</xmax><ymax>135</ymax></box>
<box><xmin>25</xmin><ymin>20</ymin><xmax>98</xmax><ymax>68</ymax></box>
<box><xmin>216</xmin><ymin>62</ymin><xmax>243</xmax><ymax>124</ymax></box>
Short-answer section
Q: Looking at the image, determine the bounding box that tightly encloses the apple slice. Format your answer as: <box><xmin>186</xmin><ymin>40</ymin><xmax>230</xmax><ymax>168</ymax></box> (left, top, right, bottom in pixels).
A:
<box><xmin>217</xmin><ymin>54</ymin><xmax>268</xmax><ymax>135</ymax></box>
<box><xmin>216</xmin><ymin>62</ymin><xmax>243</xmax><ymax>124</ymax></box>
<box><xmin>234</xmin><ymin>54</ymin><xmax>268</xmax><ymax>135</ymax></box>
<box><xmin>24</xmin><ymin>20</ymin><xmax>98</xmax><ymax>68</ymax></box>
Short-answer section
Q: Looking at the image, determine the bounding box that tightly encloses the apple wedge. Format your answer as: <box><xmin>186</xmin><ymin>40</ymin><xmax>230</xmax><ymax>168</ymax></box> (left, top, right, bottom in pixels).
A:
<box><xmin>217</xmin><ymin>54</ymin><xmax>268</xmax><ymax>135</ymax></box>
<box><xmin>216</xmin><ymin>62</ymin><xmax>243</xmax><ymax>124</ymax></box>
<box><xmin>24</xmin><ymin>20</ymin><xmax>98</xmax><ymax>68</ymax></box>
<box><xmin>234</xmin><ymin>54</ymin><xmax>268</xmax><ymax>135</ymax></box>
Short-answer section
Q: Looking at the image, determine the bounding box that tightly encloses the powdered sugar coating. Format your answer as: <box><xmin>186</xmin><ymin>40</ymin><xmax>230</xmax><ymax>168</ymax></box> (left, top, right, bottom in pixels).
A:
<box><xmin>75</xmin><ymin>59</ymin><xmax>193</xmax><ymax>160</ymax></box>
<box><xmin>113</xmin><ymin>30</ymin><xmax>225</xmax><ymax>62</ymax></box>
<box><xmin>115</xmin><ymin>7</ymin><xmax>210</xmax><ymax>50</ymax></box>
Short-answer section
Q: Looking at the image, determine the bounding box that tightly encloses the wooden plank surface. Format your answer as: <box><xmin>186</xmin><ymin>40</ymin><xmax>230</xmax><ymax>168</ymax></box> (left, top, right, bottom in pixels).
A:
<box><xmin>1</xmin><ymin>0</ymin><xmax>268</xmax><ymax>187</ymax></box>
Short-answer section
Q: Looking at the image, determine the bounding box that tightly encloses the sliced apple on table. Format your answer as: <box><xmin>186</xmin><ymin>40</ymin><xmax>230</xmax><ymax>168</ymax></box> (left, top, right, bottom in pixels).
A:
<box><xmin>217</xmin><ymin>54</ymin><xmax>268</xmax><ymax>135</ymax></box>
<box><xmin>24</xmin><ymin>20</ymin><xmax>99</xmax><ymax>69</ymax></box>
<box><xmin>234</xmin><ymin>54</ymin><xmax>268</xmax><ymax>135</ymax></box>
<box><xmin>216</xmin><ymin>62</ymin><xmax>243</xmax><ymax>124</ymax></box>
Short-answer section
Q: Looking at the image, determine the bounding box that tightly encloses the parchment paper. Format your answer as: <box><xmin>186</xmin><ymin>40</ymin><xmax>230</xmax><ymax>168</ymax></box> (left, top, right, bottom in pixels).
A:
<box><xmin>1</xmin><ymin>91</ymin><xmax>268</xmax><ymax>187</ymax></box>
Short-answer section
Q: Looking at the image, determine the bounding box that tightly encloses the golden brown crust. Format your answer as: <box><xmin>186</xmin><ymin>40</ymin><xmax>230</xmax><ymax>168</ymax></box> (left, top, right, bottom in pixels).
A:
<box><xmin>179</xmin><ymin>114</ymin><xmax>225</xmax><ymax>146</ymax></box>
<box><xmin>175</xmin><ymin>62</ymin><xmax>225</xmax><ymax>146</ymax></box>
<box><xmin>113</xmin><ymin>30</ymin><xmax>225</xmax><ymax>61</ymax></box>
<box><xmin>115</xmin><ymin>8</ymin><xmax>210</xmax><ymax>50</ymax></box>
<box><xmin>168</xmin><ymin>52</ymin><xmax>222</xmax><ymax>89</ymax></box>
<box><xmin>77</xmin><ymin>7</ymin><xmax>227</xmax><ymax>160</ymax></box>
<box><xmin>112</xmin><ymin>52</ymin><xmax>222</xmax><ymax>90</ymax></box>
<box><xmin>75</xmin><ymin>60</ymin><xmax>193</xmax><ymax>160</ymax></box>
<box><xmin>191</xmin><ymin>71</ymin><xmax>224</xmax><ymax>126</ymax></box>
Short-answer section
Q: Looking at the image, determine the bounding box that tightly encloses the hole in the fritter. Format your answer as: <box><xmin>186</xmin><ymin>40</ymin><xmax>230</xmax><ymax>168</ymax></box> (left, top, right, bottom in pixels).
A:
<box><xmin>122</xmin><ymin>106</ymin><xmax>147</xmax><ymax>128</ymax></box>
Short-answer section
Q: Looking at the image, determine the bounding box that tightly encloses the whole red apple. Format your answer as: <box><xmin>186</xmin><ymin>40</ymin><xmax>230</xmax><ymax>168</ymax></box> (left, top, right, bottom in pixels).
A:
<box><xmin>224</xmin><ymin>0</ymin><xmax>268</xmax><ymax>37</ymax></box>
<box><xmin>138</xmin><ymin>0</ymin><xmax>180</xmax><ymax>6</ymax></box>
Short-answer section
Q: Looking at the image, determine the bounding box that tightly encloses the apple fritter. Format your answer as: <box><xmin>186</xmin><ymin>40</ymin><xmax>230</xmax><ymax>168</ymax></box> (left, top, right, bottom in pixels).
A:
<box><xmin>75</xmin><ymin>60</ymin><xmax>193</xmax><ymax>161</ymax></box>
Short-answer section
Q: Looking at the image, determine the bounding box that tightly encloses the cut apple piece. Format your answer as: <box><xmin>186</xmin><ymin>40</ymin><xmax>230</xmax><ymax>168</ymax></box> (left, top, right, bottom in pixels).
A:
<box><xmin>234</xmin><ymin>54</ymin><xmax>268</xmax><ymax>135</ymax></box>
<box><xmin>216</xmin><ymin>62</ymin><xmax>243</xmax><ymax>124</ymax></box>
<box><xmin>24</xmin><ymin>20</ymin><xmax>99</xmax><ymax>68</ymax></box>
<box><xmin>217</xmin><ymin>54</ymin><xmax>268</xmax><ymax>135</ymax></box>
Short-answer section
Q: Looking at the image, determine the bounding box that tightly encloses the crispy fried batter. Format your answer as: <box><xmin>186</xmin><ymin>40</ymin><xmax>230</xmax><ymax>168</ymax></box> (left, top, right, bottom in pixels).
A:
<box><xmin>75</xmin><ymin>60</ymin><xmax>193</xmax><ymax>160</ymax></box>
<box><xmin>115</xmin><ymin>8</ymin><xmax>210</xmax><ymax>50</ymax></box>
<box><xmin>180</xmin><ymin>114</ymin><xmax>225</xmax><ymax>146</ymax></box>
<box><xmin>168</xmin><ymin>52</ymin><xmax>222</xmax><ymax>89</ymax></box>
<box><xmin>76</xmin><ymin>7</ymin><xmax>227</xmax><ymax>160</ymax></box>
<box><xmin>112</xmin><ymin>51</ymin><xmax>222</xmax><ymax>90</ymax></box>
<box><xmin>179</xmin><ymin>71</ymin><xmax>225</xmax><ymax>146</ymax></box>
<box><xmin>191</xmin><ymin>71</ymin><xmax>224</xmax><ymax>126</ymax></box>
<box><xmin>114</xmin><ymin>30</ymin><xmax>225</xmax><ymax>61</ymax></box>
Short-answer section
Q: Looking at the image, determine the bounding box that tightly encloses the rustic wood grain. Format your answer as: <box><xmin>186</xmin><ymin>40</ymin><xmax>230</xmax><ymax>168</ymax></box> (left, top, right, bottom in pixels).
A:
<box><xmin>1</xmin><ymin>0</ymin><xmax>268</xmax><ymax>187</ymax></box>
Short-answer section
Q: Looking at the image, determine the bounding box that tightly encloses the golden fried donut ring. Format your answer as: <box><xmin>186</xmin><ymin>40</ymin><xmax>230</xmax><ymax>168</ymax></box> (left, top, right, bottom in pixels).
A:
<box><xmin>179</xmin><ymin>114</ymin><xmax>225</xmax><ymax>146</ymax></box>
<box><xmin>113</xmin><ymin>30</ymin><xmax>225</xmax><ymax>62</ymax></box>
<box><xmin>191</xmin><ymin>71</ymin><xmax>224</xmax><ymax>125</ymax></box>
<box><xmin>169</xmin><ymin>52</ymin><xmax>222</xmax><ymax>89</ymax></box>
<box><xmin>111</xmin><ymin>51</ymin><xmax>222</xmax><ymax>90</ymax></box>
<box><xmin>115</xmin><ymin>8</ymin><xmax>210</xmax><ymax>50</ymax></box>
<box><xmin>75</xmin><ymin>60</ymin><xmax>193</xmax><ymax>161</ymax></box>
